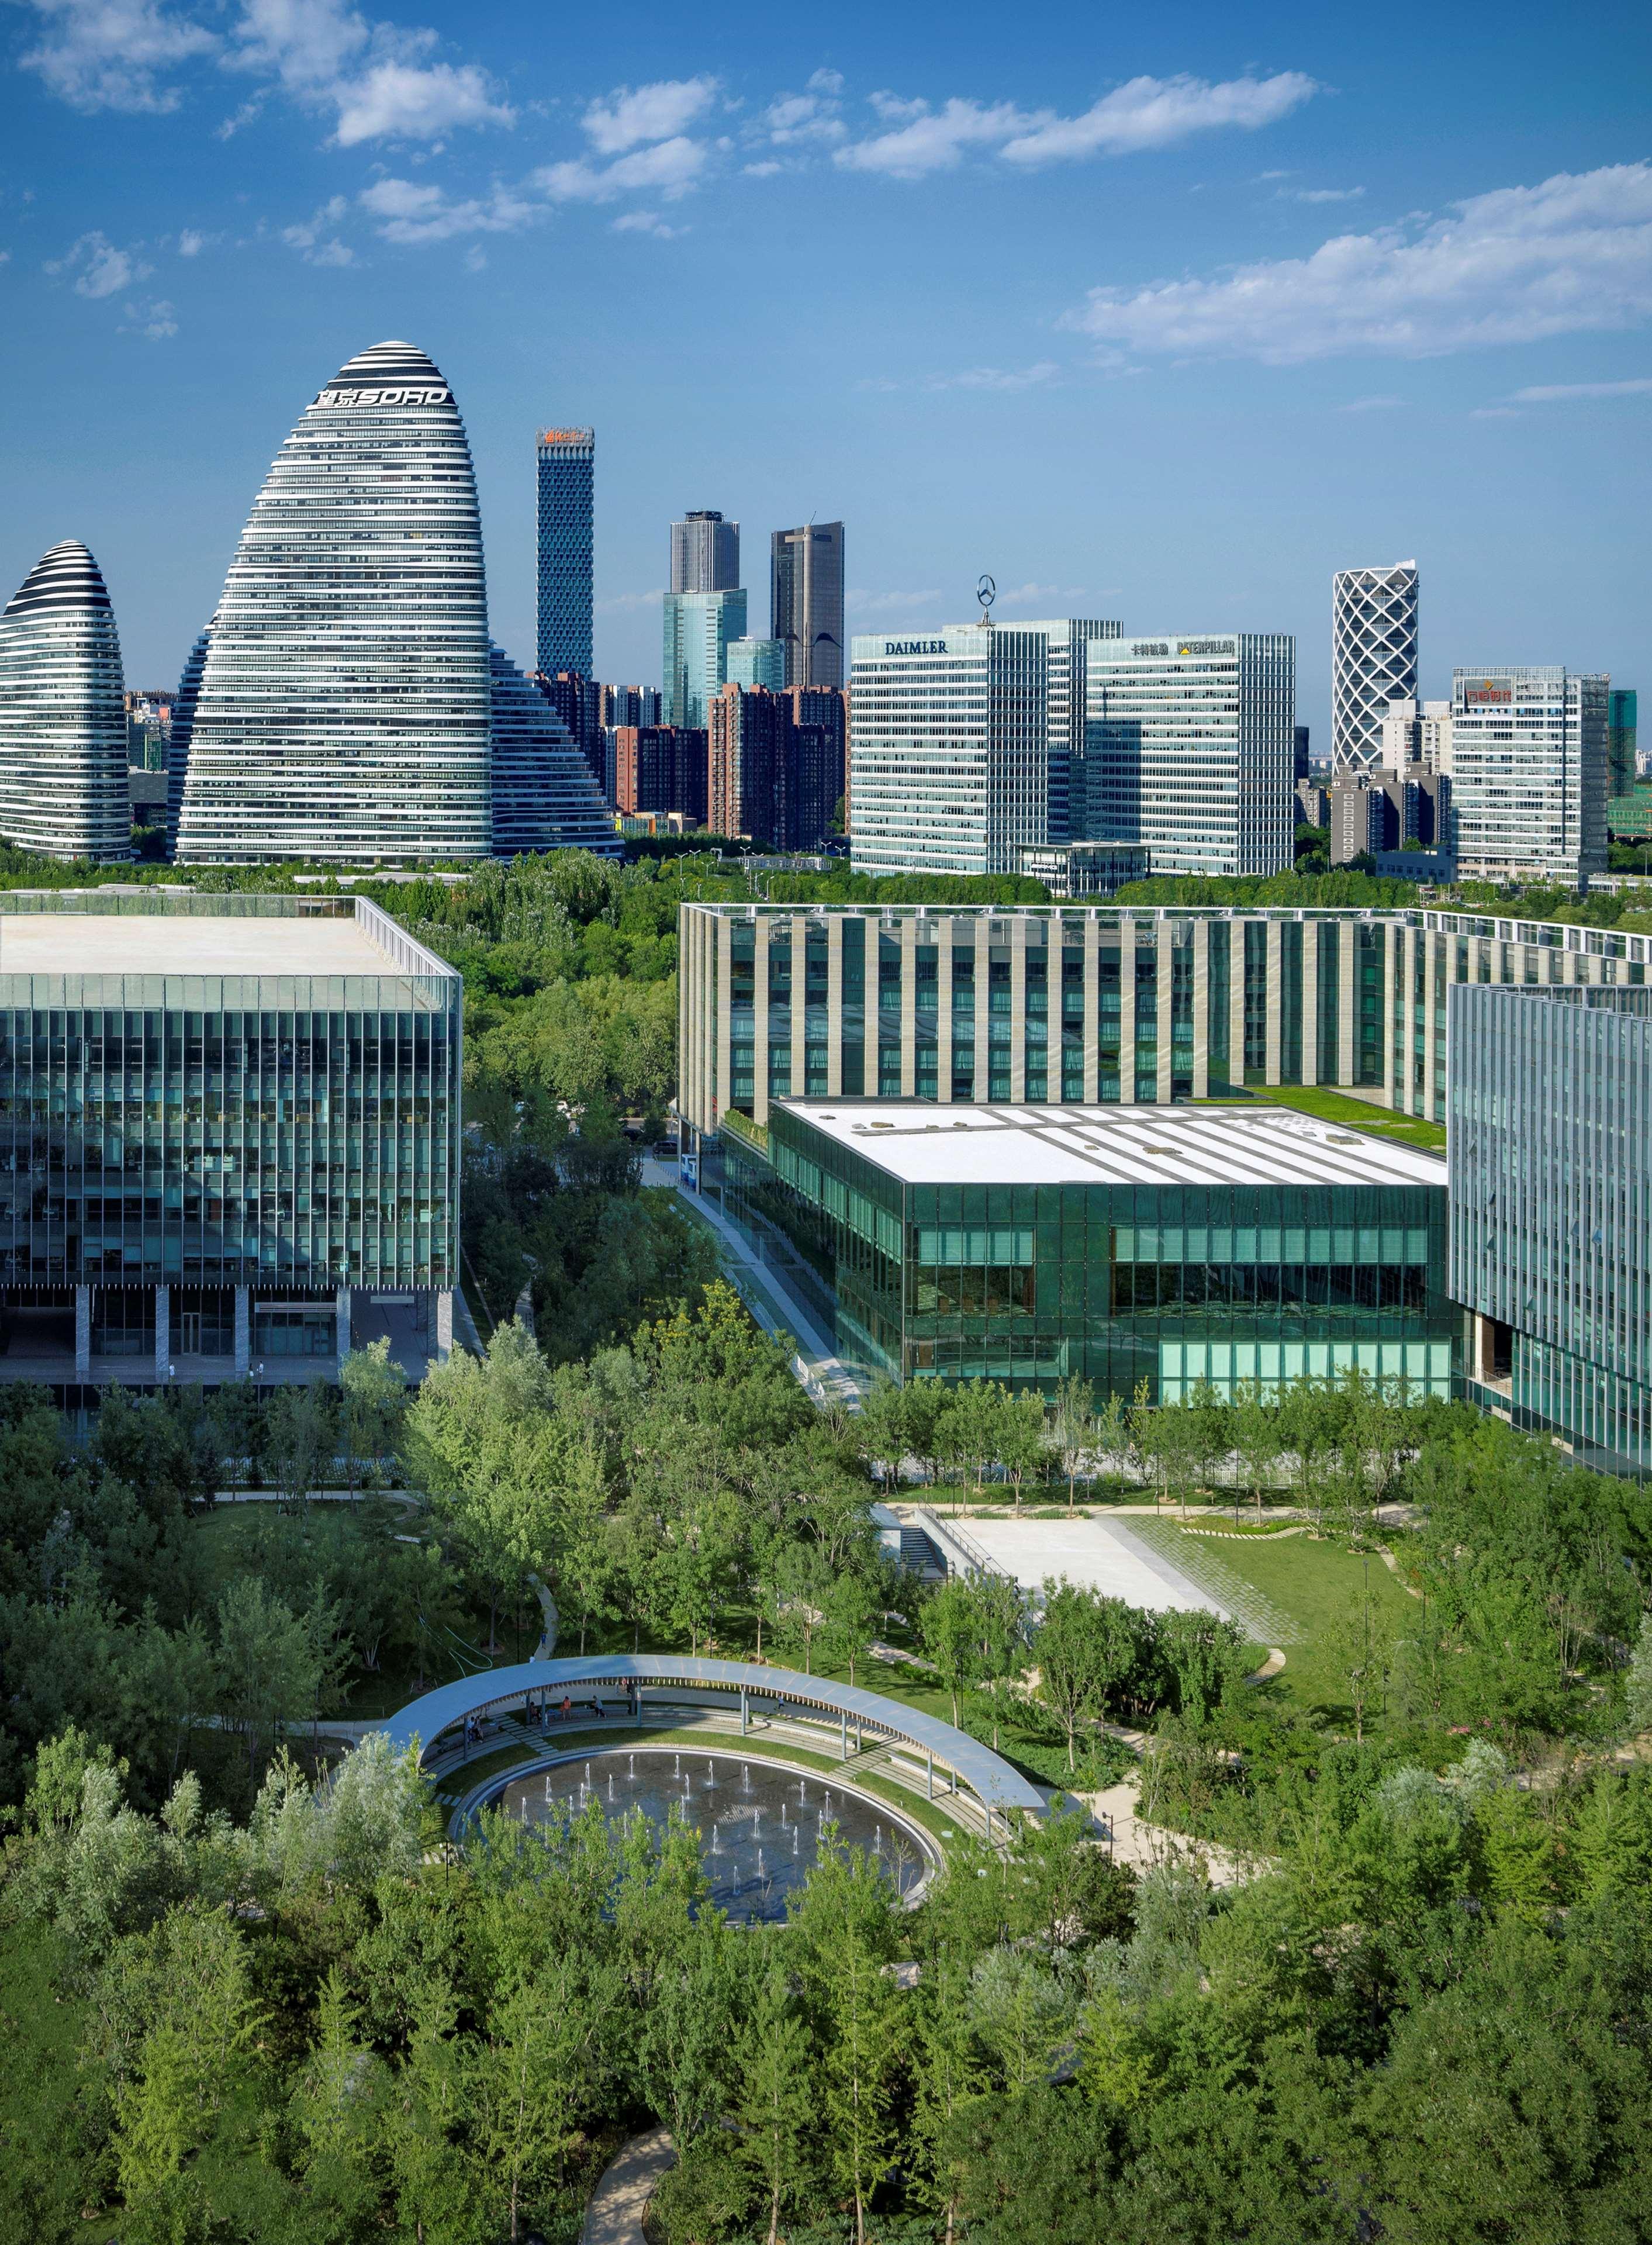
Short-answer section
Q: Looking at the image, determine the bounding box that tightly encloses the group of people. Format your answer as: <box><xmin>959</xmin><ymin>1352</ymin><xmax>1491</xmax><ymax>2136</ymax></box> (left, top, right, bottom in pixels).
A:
<box><xmin>459</xmin><ymin>1688</ymin><xmax>637</xmax><ymax>1753</ymax></box>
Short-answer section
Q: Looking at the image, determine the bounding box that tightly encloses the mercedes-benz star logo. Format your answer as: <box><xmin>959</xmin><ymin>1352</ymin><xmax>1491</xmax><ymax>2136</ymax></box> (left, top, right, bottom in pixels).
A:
<box><xmin>976</xmin><ymin>574</ymin><xmax>996</xmax><ymax>613</ymax></box>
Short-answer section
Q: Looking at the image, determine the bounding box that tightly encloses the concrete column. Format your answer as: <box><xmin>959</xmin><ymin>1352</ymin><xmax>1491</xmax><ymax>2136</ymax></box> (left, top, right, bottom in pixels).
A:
<box><xmin>435</xmin><ymin>1289</ymin><xmax>452</xmax><ymax>1364</ymax></box>
<box><xmin>1008</xmin><ymin>918</ymin><xmax>1027</xmax><ymax>1103</ymax></box>
<box><xmin>1191</xmin><ymin>918</ymin><xmax>1210</xmax><ymax>1100</ymax></box>
<box><xmin>1044</xmin><ymin>923</ymin><xmax>1063</xmax><ymax>1097</ymax></box>
<box><xmin>75</xmin><ymin>1284</ymin><xmax>91</xmax><ymax>1380</ymax></box>
<box><xmin>154</xmin><ymin>1285</ymin><xmax>170</xmax><ymax>1384</ymax></box>
<box><xmin>1264</xmin><ymin>918</ymin><xmax>1284</xmax><ymax>1085</ymax></box>
<box><xmin>752</xmin><ymin>917</ymin><xmax>770</xmax><ymax>1124</ymax></box>
<box><xmin>899</xmin><ymin>918</ymin><xmax>917</xmax><ymax>1097</ymax></box>
<box><xmin>973</xmin><ymin>921</ymin><xmax>990</xmax><ymax>1100</ymax></box>
<box><xmin>715</xmin><ymin>914</ymin><xmax>734</xmax><ymax>1130</ymax></box>
<box><xmin>1155</xmin><ymin>921</ymin><xmax>1173</xmax><ymax>1104</ymax></box>
<box><xmin>1081</xmin><ymin>917</ymin><xmax>1100</xmax><ymax>1103</ymax></box>
<box><xmin>1422</xmin><ymin>932</ymin><xmax>1440</xmax><ymax>1117</ymax></box>
<box><xmin>840</xmin><ymin>1708</ymin><xmax>848</xmax><ymax>1760</ymax></box>
<box><xmin>1228</xmin><ymin>920</ymin><xmax>1248</xmax><ymax>1087</ymax></box>
<box><xmin>741</xmin><ymin>1686</ymin><xmax>749</xmax><ymax>1736</ymax></box>
<box><xmin>936</xmin><ymin>919</ymin><xmax>954</xmax><ymax>1103</ymax></box>
<box><xmin>789</xmin><ymin>913</ymin><xmax>807</xmax><ymax>1103</ymax></box>
<box><xmin>1118</xmin><ymin>921</ymin><xmax>1136</xmax><ymax>1103</ymax></box>
<box><xmin>1381</xmin><ymin>925</ymin><xmax>1400</xmax><ymax>1110</ymax></box>
<box><xmin>1337</xmin><ymin>923</ymin><xmax>1357</xmax><ymax>1087</ymax></box>
<box><xmin>1301</xmin><ymin>920</ymin><xmax>1320</xmax><ymax>1085</ymax></box>
<box><xmin>336</xmin><ymin>1284</ymin><xmax>351</xmax><ymax>1374</ymax></box>
<box><xmin>825</xmin><ymin>914</ymin><xmax>844</xmax><ymax>1098</ymax></box>
<box><xmin>234</xmin><ymin>1286</ymin><xmax>250</xmax><ymax>1376</ymax></box>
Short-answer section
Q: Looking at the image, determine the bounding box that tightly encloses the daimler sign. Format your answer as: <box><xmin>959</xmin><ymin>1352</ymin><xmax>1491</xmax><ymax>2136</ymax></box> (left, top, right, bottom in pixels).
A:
<box><xmin>314</xmin><ymin>387</ymin><xmax>451</xmax><ymax>408</ymax></box>
<box><xmin>883</xmin><ymin>639</ymin><xmax>948</xmax><ymax>656</ymax></box>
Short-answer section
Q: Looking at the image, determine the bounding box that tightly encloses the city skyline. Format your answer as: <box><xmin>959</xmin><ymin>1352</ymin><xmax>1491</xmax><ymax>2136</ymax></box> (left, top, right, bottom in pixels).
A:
<box><xmin>1</xmin><ymin>0</ymin><xmax>1647</xmax><ymax>737</ymax></box>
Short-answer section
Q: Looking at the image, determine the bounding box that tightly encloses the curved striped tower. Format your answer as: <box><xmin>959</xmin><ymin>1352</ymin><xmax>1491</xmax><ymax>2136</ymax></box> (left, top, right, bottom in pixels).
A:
<box><xmin>0</xmin><ymin>540</ymin><xmax>130</xmax><ymax>862</ymax></box>
<box><xmin>174</xmin><ymin>340</ymin><xmax>493</xmax><ymax>864</ymax></box>
<box><xmin>489</xmin><ymin>644</ymin><xmax>617</xmax><ymax>857</ymax></box>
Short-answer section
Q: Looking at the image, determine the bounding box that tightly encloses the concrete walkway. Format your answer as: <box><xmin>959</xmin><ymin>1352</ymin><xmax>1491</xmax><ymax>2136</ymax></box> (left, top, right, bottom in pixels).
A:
<box><xmin>581</xmin><ymin>2127</ymin><xmax>676</xmax><ymax>2245</ymax></box>
<box><xmin>674</xmin><ymin>1183</ymin><xmax>869</xmax><ymax>1410</ymax></box>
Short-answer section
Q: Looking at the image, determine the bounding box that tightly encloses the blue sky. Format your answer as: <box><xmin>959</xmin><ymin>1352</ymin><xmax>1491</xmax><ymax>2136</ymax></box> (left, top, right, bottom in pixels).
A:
<box><xmin>2</xmin><ymin>0</ymin><xmax>1649</xmax><ymax>740</ymax></box>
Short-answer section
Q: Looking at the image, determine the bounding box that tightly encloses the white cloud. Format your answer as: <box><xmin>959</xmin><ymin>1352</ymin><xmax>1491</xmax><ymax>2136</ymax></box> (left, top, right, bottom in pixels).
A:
<box><xmin>836</xmin><ymin>97</ymin><xmax>1032</xmax><ymax>178</ymax></box>
<box><xmin>835</xmin><ymin>70</ymin><xmax>1316</xmax><ymax>178</ymax></box>
<box><xmin>1000</xmin><ymin>71</ymin><xmax>1318</xmax><ymax>166</ymax></box>
<box><xmin>763</xmin><ymin>75</ymin><xmax>845</xmax><ymax>145</ymax></box>
<box><xmin>1067</xmin><ymin>162</ymin><xmax>1652</xmax><ymax>363</ymax></box>
<box><xmin>1291</xmin><ymin>185</ymin><xmax>1364</xmax><ymax>203</ymax></box>
<box><xmin>120</xmin><ymin>295</ymin><xmax>177</xmax><ymax>337</ymax></box>
<box><xmin>1470</xmin><ymin>406</ymin><xmax>1521</xmax><ymax>419</ymax></box>
<box><xmin>47</xmin><ymin>230</ymin><xmax>151</xmax><ymax>297</ymax></box>
<box><xmin>227</xmin><ymin>0</ymin><xmax>512</xmax><ymax>146</ymax></box>
<box><xmin>993</xmin><ymin>582</ymin><xmax>1062</xmax><ymax>607</ymax></box>
<box><xmin>935</xmin><ymin>361</ymin><xmax>1059</xmax><ymax>392</ymax></box>
<box><xmin>358</xmin><ymin>174</ymin><xmax>534</xmax><ymax>242</ymax></box>
<box><xmin>1339</xmin><ymin>393</ymin><xmax>1402</xmax><ymax>411</ymax></box>
<box><xmin>17</xmin><ymin>0</ymin><xmax>216</xmax><ymax>115</ymax></box>
<box><xmin>281</xmin><ymin>192</ymin><xmax>355</xmax><ymax>259</ymax></box>
<box><xmin>176</xmin><ymin>226</ymin><xmax>219</xmax><ymax>254</ymax></box>
<box><xmin>464</xmin><ymin>243</ymin><xmax>485</xmax><ymax>271</ymax></box>
<box><xmin>808</xmin><ymin>68</ymin><xmax>843</xmax><ymax>95</ymax></box>
<box><xmin>582</xmin><ymin>75</ymin><xmax>717</xmax><ymax>154</ymax></box>
<box><xmin>536</xmin><ymin>136</ymin><xmax>706</xmax><ymax>203</ymax></box>
<box><xmin>743</xmin><ymin>160</ymin><xmax>782</xmax><ymax>177</ymax></box>
<box><xmin>611</xmin><ymin>209</ymin><xmax>685</xmax><ymax>239</ymax></box>
<box><xmin>1508</xmin><ymin>376</ymin><xmax>1652</xmax><ymax>400</ymax></box>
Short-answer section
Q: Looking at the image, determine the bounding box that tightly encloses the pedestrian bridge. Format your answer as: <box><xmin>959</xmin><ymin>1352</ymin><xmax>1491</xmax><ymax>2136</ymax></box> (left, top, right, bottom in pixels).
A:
<box><xmin>375</xmin><ymin>1653</ymin><xmax>1046</xmax><ymax>1840</ymax></box>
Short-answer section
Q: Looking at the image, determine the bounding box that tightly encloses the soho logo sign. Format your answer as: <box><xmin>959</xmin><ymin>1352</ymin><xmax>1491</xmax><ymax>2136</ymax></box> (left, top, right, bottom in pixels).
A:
<box><xmin>314</xmin><ymin>387</ymin><xmax>451</xmax><ymax>407</ymax></box>
<box><xmin>884</xmin><ymin>639</ymin><xmax>948</xmax><ymax>656</ymax></box>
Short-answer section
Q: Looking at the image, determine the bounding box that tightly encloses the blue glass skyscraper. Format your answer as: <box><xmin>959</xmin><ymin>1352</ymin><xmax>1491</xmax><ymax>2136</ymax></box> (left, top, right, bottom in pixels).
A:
<box><xmin>536</xmin><ymin>426</ymin><xmax>595</xmax><ymax>678</ymax></box>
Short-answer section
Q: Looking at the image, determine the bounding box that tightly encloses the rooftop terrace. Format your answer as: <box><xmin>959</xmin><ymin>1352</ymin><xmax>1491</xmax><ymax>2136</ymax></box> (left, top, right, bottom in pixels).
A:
<box><xmin>780</xmin><ymin>1100</ymin><xmax>1448</xmax><ymax>1189</ymax></box>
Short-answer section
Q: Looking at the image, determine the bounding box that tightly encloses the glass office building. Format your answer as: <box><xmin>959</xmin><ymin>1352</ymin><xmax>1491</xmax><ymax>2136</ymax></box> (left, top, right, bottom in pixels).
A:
<box><xmin>535</xmin><ymin>426</ymin><xmax>595</xmax><ymax>679</ymax></box>
<box><xmin>0</xmin><ymin>541</ymin><xmax>130</xmax><ymax>864</ymax></box>
<box><xmin>174</xmin><ymin>340</ymin><xmax>493</xmax><ymax>865</ymax></box>
<box><xmin>663</xmin><ymin>589</ymin><xmax>748</xmax><ymax>728</ymax></box>
<box><xmin>1450</xmin><ymin>983</ymin><xmax>1651</xmax><ymax>1474</ymax></box>
<box><xmin>0</xmin><ymin>892</ymin><xmax>461</xmax><ymax>1398</ymax></box>
<box><xmin>678</xmin><ymin>900</ymin><xmax>1651</xmax><ymax>1152</ymax></box>
<box><xmin>721</xmin><ymin>1100</ymin><xmax>1454</xmax><ymax>1400</ymax></box>
<box><xmin>1450</xmin><ymin>666</ymin><xmax>1609</xmax><ymax>886</ymax></box>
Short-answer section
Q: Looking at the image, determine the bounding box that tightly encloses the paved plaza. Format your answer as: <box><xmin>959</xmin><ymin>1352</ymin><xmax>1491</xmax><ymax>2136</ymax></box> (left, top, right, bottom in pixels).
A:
<box><xmin>959</xmin><ymin>1513</ymin><xmax>1233</xmax><ymax>1620</ymax></box>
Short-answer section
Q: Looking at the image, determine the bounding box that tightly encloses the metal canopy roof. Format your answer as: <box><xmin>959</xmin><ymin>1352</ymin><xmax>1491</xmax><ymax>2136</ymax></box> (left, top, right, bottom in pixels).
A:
<box><xmin>374</xmin><ymin>1653</ymin><xmax>1046</xmax><ymax>1815</ymax></box>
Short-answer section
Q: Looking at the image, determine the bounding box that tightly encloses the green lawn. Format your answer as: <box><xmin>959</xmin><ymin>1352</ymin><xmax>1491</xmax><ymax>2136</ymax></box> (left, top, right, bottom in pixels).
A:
<box><xmin>1202</xmin><ymin>1083</ymin><xmax>1446</xmax><ymax>1152</ymax></box>
<box><xmin>1137</xmin><ymin>1519</ymin><xmax>1421</xmax><ymax>1717</ymax></box>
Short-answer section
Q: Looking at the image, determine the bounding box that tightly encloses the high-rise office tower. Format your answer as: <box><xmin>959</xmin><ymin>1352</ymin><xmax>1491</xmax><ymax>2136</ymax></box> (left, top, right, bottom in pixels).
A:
<box><xmin>671</xmin><ymin>510</ymin><xmax>739</xmax><ymax>593</ymax></box>
<box><xmin>174</xmin><ymin>340</ymin><xmax>492</xmax><ymax>864</ymax></box>
<box><xmin>1011</xmin><ymin>618</ymin><xmax>1120</xmax><ymax>840</ymax></box>
<box><xmin>1609</xmin><ymin>688</ymin><xmax>1638</xmax><ymax>799</ymax></box>
<box><xmin>535</xmin><ymin>426</ymin><xmax>595</xmax><ymax>678</ymax></box>
<box><xmin>848</xmin><ymin>625</ymin><xmax>1050</xmax><ymax>877</ymax></box>
<box><xmin>663</xmin><ymin>589</ymin><xmax>747</xmax><ymax>728</ymax></box>
<box><xmin>770</xmin><ymin>522</ymin><xmax>845</xmax><ymax>689</ymax></box>
<box><xmin>599</xmin><ymin>683</ymin><xmax>662</xmax><ymax>730</ymax></box>
<box><xmin>1450</xmin><ymin>666</ymin><xmax>1609</xmax><ymax>885</ymax></box>
<box><xmin>1332</xmin><ymin>562</ymin><xmax>1418</xmax><ymax>775</ymax></box>
<box><xmin>0</xmin><ymin>540</ymin><xmax>130</xmax><ymax>862</ymax></box>
<box><xmin>489</xmin><ymin>646</ymin><xmax>616</xmax><ymax>856</ymax></box>
<box><xmin>1083</xmin><ymin>633</ymin><xmax>1296</xmax><ymax>878</ymax></box>
<box><xmin>727</xmin><ymin>637</ymin><xmax>786</xmax><ymax>690</ymax></box>
<box><xmin>535</xmin><ymin>669</ymin><xmax>603</xmax><ymax>792</ymax></box>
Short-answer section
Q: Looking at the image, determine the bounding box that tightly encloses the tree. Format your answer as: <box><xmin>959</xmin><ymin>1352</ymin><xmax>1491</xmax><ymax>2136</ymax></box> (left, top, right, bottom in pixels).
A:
<box><xmin>213</xmin><ymin>1576</ymin><xmax>322</xmax><ymax>1788</ymax></box>
<box><xmin>1049</xmin><ymin>1373</ymin><xmax>1095</xmax><ymax>1512</ymax></box>
<box><xmin>820</xmin><ymin>1563</ymin><xmax>884</xmax><ymax>1689</ymax></box>
<box><xmin>265</xmin><ymin>1378</ymin><xmax>337</xmax><ymax>1517</ymax></box>
<box><xmin>821</xmin><ymin>1933</ymin><xmax>907</xmax><ymax>2245</ymax></box>
<box><xmin>857</xmin><ymin>1377</ymin><xmax>910</xmax><ymax>1490</ymax></box>
<box><xmin>1037</xmin><ymin>1579</ymin><xmax>1112</xmax><ymax>1773</ymax></box>
<box><xmin>735</xmin><ymin>1964</ymin><xmax>815</xmax><ymax>2245</ymax></box>
<box><xmin>909</xmin><ymin>1954</ymin><xmax>987</xmax><ymax>2245</ymax></box>
<box><xmin>1323</xmin><ymin>1586</ymin><xmax>1395</xmax><ymax>1743</ymax></box>
<box><xmin>1232</xmin><ymin>1383</ymin><xmax>1281</xmax><ymax>1525</ymax></box>
<box><xmin>1000</xmin><ymin>1389</ymin><xmax>1049</xmax><ymax>1508</ymax></box>
<box><xmin>1624</xmin><ymin>1612</ymin><xmax>1652</xmax><ymax>1736</ymax></box>
<box><xmin>339</xmin><ymin>1338</ymin><xmax>406</xmax><ymax>1493</ymax></box>
<box><xmin>920</xmin><ymin>1577</ymin><xmax>984</xmax><ymax>1726</ymax></box>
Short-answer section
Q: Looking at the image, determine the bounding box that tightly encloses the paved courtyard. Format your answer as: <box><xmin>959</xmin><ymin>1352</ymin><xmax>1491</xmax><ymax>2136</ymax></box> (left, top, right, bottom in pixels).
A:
<box><xmin>960</xmin><ymin>1514</ymin><xmax>1232</xmax><ymax>1619</ymax></box>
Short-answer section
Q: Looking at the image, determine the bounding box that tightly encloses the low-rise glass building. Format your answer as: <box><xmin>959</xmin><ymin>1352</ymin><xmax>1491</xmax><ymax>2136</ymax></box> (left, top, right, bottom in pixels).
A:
<box><xmin>722</xmin><ymin>1099</ymin><xmax>1455</xmax><ymax>1401</ymax></box>
<box><xmin>1450</xmin><ymin>983</ymin><xmax>1651</xmax><ymax>1475</ymax></box>
<box><xmin>0</xmin><ymin>890</ymin><xmax>461</xmax><ymax>1398</ymax></box>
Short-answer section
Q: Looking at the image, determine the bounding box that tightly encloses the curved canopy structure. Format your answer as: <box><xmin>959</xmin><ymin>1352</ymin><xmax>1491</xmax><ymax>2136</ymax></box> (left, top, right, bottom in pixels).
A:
<box><xmin>376</xmin><ymin>1654</ymin><xmax>1046</xmax><ymax>1823</ymax></box>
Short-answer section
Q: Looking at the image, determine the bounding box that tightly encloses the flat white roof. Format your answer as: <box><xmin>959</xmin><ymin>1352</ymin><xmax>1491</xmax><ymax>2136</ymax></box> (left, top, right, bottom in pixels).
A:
<box><xmin>0</xmin><ymin>913</ymin><xmax>399</xmax><ymax>977</ymax></box>
<box><xmin>780</xmin><ymin>1100</ymin><xmax>1446</xmax><ymax>1189</ymax></box>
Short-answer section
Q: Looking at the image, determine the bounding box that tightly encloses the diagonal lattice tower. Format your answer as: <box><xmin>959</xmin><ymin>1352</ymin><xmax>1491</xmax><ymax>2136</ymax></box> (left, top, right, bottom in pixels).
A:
<box><xmin>1332</xmin><ymin>561</ymin><xmax>1418</xmax><ymax>775</ymax></box>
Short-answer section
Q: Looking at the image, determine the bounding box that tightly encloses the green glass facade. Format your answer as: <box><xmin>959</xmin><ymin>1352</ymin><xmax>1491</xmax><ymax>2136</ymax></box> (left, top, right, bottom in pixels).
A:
<box><xmin>724</xmin><ymin>1103</ymin><xmax>1456</xmax><ymax>1402</ymax></box>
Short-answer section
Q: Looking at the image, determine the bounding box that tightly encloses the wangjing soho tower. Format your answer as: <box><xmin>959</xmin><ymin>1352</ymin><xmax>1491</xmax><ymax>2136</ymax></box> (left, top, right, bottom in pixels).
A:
<box><xmin>489</xmin><ymin>645</ymin><xmax>617</xmax><ymax>857</ymax></box>
<box><xmin>174</xmin><ymin>341</ymin><xmax>492</xmax><ymax>864</ymax></box>
<box><xmin>0</xmin><ymin>540</ymin><xmax>130</xmax><ymax>862</ymax></box>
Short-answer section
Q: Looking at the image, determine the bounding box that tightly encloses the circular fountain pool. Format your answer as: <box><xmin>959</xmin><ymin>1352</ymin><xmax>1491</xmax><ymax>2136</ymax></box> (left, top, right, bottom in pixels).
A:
<box><xmin>485</xmin><ymin>1747</ymin><xmax>939</xmax><ymax>1922</ymax></box>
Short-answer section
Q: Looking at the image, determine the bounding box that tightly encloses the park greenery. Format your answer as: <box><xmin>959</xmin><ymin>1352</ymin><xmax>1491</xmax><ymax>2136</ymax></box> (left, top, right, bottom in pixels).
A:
<box><xmin>2</xmin><ymin>844</ymin><xmax>1652</xmax><ymax>2237</ymax></box>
